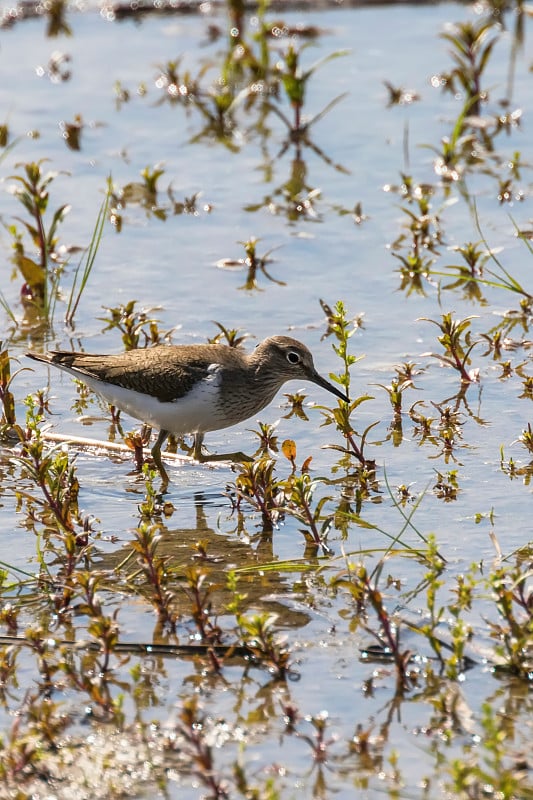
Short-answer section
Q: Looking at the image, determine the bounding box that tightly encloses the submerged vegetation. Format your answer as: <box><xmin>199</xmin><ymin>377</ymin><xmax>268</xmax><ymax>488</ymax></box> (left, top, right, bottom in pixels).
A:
<box><xmin>0</xmin><ymin>0</ymin><xmax>532</xmax><ymax>798</ymax></box>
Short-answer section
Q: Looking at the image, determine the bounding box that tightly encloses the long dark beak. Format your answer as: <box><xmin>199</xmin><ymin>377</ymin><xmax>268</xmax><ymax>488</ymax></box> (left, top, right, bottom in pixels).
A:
<box><xmin>311</xmin><ymin>371</ymin><xmax>350</xmax><ymax>403</ymax></box>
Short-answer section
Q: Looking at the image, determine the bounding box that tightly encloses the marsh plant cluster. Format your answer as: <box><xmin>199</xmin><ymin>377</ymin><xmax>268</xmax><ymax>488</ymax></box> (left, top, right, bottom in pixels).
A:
<box><xmin>0</xmin><ymin>0</ymin><xmax>532</xmax><ymax>798</ymax></box>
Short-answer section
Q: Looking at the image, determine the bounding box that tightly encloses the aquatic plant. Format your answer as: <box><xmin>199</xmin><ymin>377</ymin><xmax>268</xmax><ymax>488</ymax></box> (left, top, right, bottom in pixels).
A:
<box><xmin>215</xmin><ymin>236</ymin><xmax>285</xmax><ymax>291</ymax></box>
<box><xmin>99</xmin><ymin>299</ymin><xmax>171</xmax><ymax>351</ymax></box>
<box><xmin>439</xmin><ymin>18</ymin><xmax>500</xmax><ymax>115</ymax></box>
<box><xmin>6</xmin><ymin>160</ymin><xmax>70</xmax><ymax>314</ymax></box>
<box><xmin>271</xmin><ymin>43</ymin><xmax>348</xmax><ymax>140</ymax></box>
<box><xmin>3</xmin><ymin>162</ymin><xmax>110</xmax><ymax>332</ymax></box>
<box><xmin>420</xmin><ymin>312</ymin><xmax>481</xmax><ymax>384</ymax></box>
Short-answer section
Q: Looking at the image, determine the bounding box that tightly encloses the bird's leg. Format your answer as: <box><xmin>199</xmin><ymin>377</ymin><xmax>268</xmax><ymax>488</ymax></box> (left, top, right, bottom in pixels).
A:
<box><xmin>151</xmin><ymin>428</ymin><xmax>170</xmax><ymax>491</ymax></box>
<box><xmin>193</xmin><ymin>432</ymin><xmax>253</xmax><ymax>464</ymax></box>
<box><xmin>192</xmin><ymin>432</ymin><xmax>205</xmax><ymax>462</ymax></box>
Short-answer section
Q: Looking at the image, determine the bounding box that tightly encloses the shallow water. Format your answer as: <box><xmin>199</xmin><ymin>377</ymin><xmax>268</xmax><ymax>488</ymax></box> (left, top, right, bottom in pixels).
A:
<box><xmin>0</xmin><ymin>1</ymin><xmax>532</xmax><ymax>798</ymax></box>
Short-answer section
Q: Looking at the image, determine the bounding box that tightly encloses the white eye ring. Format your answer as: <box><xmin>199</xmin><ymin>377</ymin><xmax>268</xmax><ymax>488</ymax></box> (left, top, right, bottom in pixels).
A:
<box><xmin>286</xmin><ymin>350</ymin><xmax>301</xmax><ymax>365</ymax></box>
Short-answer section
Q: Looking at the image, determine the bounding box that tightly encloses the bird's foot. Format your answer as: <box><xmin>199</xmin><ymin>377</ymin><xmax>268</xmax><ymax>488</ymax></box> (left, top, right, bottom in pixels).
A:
<box><xmin>195</xmin><ymin>449</ymin><xmax>253</xmax><ymax>464</ymax></box>
<box><xmin>191</xmin><ymin>432</ymin><xmax>252</xmax><ymax>464</ymax></box>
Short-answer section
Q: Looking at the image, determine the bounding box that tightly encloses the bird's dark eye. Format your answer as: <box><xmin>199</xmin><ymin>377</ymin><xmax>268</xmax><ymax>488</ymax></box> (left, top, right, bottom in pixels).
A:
<box><xmin>287</xmin><ymin>350</ymin><xmax>301</xmax><ymax>365</ymax></box>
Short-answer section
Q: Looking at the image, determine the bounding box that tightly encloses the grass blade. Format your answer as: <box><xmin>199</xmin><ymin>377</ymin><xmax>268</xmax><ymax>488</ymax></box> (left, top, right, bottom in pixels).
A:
<box><xmin>65</xmin><ymin>177</ymin><xmax>111</xmax><ymax>328</ymax></box>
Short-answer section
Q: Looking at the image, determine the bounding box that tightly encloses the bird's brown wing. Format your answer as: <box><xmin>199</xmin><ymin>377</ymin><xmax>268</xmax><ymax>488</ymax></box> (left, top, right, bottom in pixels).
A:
<box><xmin>27</xmin><ymin>346</ymin><xmax>242</xmax><ymax>402</ymax></box>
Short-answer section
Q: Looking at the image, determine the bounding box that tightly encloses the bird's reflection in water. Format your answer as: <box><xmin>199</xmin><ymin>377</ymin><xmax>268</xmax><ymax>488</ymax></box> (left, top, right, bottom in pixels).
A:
<box><xmin>97</xmin><ymin>491</ymin><xmax>312</xmax><ymax>646</ymax></box>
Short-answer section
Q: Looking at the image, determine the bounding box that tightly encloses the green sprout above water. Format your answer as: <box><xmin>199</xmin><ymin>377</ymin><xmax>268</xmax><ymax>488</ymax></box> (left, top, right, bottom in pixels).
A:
<box><xmin>439</xmin><ymin>18</ymin><xmax>500</xmax><ymax>115</ymax></box>
<box><xmin>99</xmin><ymin>299</ymin><xmax>173</xmax><ymax>351</ymax></box>
<box><xmin>420</xmin><ymin>312</ymin><xmax>480</xmax><ymax>384</ymax></box>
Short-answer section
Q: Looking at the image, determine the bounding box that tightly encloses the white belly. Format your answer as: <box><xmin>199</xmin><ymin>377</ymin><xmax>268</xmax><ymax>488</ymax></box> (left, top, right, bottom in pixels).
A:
<box><xmin>80</xmin><ymin>370</ymin><xmax>233</xmax><ymax>435</ymax></box>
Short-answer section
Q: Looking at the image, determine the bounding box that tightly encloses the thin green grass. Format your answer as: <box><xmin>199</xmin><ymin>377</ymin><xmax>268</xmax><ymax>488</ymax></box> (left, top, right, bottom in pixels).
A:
<box><xmin>65</xmin><ymin>178</ymin><xmax>111</xmax><ymax>328</ymax></box>
<box><xmin>0</xmin><ymin>289</ymin><xmax>17</xmax><ymax>327</ymax></box>
<box><xmin>473</xmin><ymin>201</ymin><xmax>532</xmax><ymax>298</ymax></box>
